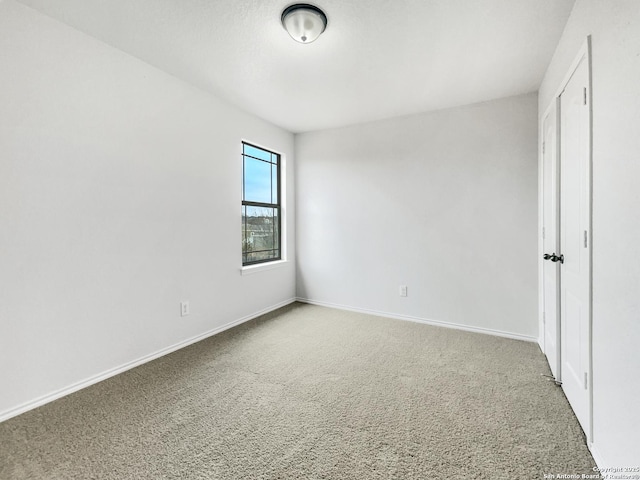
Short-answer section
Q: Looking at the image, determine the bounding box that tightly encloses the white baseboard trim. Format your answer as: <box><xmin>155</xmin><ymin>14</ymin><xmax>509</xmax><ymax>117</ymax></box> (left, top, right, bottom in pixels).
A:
<box><xmin>588</xmin><ymin>442</ymin><xmax>605</xmax><ymax>470</ymax></box>
<box><xmin>0</xmin><ymin>298</ymin><xmax>296</xmax><ymax>423</ymax></box>
<box><xmin>296</xmin><ymin>297</ymin><xmax>537</xmax><ymax>343</ymax></box>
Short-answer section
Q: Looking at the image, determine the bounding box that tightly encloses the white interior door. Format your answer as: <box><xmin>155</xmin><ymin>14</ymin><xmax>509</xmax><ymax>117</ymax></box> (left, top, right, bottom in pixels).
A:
<box><xmin>542</xmin><ymin>102</ymin><xmax>560</xmax><ymax>380</ymax></box>
<box><xmin>559</xmin><ymin>53</ymin><xmax>591</xmax><ymax>436</ymax></box>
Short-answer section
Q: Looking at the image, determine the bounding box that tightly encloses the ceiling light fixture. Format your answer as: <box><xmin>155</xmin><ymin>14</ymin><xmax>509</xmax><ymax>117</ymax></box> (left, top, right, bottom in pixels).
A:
<box><xmin>281</xmin><ymin>4</ymin><xmax>327</xmax><ymax>44</ymax></box>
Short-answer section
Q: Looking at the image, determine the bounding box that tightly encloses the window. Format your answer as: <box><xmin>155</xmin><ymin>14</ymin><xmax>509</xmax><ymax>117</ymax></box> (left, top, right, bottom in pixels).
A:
<box><xmin>242</xmin><ymin>142</ymin><xmax>281</xmax><ymax>265</ymax></box>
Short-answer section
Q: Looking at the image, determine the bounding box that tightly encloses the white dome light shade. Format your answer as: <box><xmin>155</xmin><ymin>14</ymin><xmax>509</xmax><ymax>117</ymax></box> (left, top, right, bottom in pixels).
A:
<box><xmin>281</xmin><ymin>4</ymin><xmax>327</xmax><ymax>44</ymax></box>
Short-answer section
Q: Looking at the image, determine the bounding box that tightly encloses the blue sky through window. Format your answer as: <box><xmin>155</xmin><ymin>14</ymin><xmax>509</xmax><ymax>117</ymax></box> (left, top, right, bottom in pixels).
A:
<box><xmin>243</xmin><ymin>144</ymin><xmax>278</xmax><ymax>204</ymax></box>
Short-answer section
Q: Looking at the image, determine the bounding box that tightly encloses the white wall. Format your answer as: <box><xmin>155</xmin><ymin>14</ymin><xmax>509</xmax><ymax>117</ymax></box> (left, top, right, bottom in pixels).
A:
<box><xmin>296</xmin><ymin>93</ymin><xmax>538</xmax><ymax>340</ymax></box>
<box><xmin>0</xmin><ymin>1</ymin><xmax>295</xmax><ymax>420</ymax></box>
<box><xmin>538</xmin><ymin>0</ymin><xmax>640</xmax><ymax>467</ymax></box>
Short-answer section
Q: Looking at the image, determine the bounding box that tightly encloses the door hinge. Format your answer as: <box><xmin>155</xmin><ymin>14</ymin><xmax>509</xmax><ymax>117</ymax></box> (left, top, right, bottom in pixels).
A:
<box><xmin>584</xmin><ymin>230</ymin><xmax>588</xmax><ymax>248</ymax></box>
<box><xmin>543</xmin><ymin>141</ymin><xmax>546</xmax><ymax>154</ymax></box>
<box><xmin>583</xmin><ymin>87</ymin><xmax>587</xmax><ymax>105</ymax></box>
<box><xmin>584</xmin><ymin>372</ymin><xmax>588</xmax><ymax>390</ymax></box>
<box><xmin>543</xmin><ymin>312</ymin><xmax>546</xmax><ymax>324</ymax></box>
<box><xmin>542</xmin><ymin>227</ymin><xmax>545</xmax><ymax>239</ymax></box>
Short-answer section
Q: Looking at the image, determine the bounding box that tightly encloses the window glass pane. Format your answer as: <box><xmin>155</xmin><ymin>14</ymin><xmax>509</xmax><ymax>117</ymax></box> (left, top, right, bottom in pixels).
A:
<box><xmin>244</xmin><ymin>144</ymin><xmax>272</xmax><ymax>162</ymax></box>
<box><xmin>242</xmin><ymin>143</ymin><xmax>280</xmax><ymax>266</ymax></box>
<box><xmin>244</xmin><ymin>157</ymin><xmax>272</xmax><ymax>203</ymax></box>
<box><xmin>241</xmin><ymin>205</ymin><xmax>249</xmax><ymax>263</ymax></box>
<box><xmin>271</xmin><ymin>164</ymin><xmax>278</xmax><ymax>204</ymax></box>
<box><xmin>245</xmin><ymin>251</ymin><xmax>278</xmax><ymax>263</ymax></box>
<box><xmin>273</xmin><ymin>208</ymin><xmax>279</xmax><ymax>250</ymax></box>
<box><xmin>242</xmin><ymin>206</ymin><xmax>279</xmax><ymax>263</ymax></box>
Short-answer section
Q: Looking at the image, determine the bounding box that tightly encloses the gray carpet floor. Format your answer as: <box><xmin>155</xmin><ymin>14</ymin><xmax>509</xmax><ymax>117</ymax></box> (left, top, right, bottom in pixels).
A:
<box><xmin>1</xmin><ymin>302</ymin><xmax>595</xmax><ymax>479</ymax></box>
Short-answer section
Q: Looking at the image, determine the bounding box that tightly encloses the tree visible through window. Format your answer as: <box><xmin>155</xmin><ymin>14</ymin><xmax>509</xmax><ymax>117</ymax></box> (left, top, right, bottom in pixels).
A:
<box><xmin>242</xmin><ymin>142</ymin><xmax>281</xmax><ymax>265</ymax></box>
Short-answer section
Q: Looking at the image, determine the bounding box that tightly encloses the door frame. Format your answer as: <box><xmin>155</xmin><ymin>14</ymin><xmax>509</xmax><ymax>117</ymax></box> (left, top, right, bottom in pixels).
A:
<box><xmin>539</xmin><ymin>36</ymin><xmax>593</xmax><ymax>442</ymax></box>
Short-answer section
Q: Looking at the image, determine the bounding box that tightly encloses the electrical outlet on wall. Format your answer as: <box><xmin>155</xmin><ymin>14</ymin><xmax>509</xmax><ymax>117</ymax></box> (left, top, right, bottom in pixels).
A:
<box><xmin>399</xmin><ymin>285</ymin><xmax>408</xmax><ymax>297</ymax></box>
<box><xmin>180</xmin><ymin>301</ymin><xmax>190</xmax><ymax>317</ymax></box>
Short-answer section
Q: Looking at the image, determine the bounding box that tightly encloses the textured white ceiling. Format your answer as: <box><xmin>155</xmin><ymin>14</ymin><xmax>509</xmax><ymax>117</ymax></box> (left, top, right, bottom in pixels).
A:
<box><xmin>17</xmin><ymin>0</ymin><xmax>575</xmax><ymax>133</ymax></box>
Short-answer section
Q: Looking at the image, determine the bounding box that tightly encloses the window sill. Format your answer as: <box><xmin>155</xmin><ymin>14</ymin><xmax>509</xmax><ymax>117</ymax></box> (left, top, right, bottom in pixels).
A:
<box><xmin>240</xmin><ymin>260</ymin><xmax>288</xmax><ymax>276</ymax></box>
